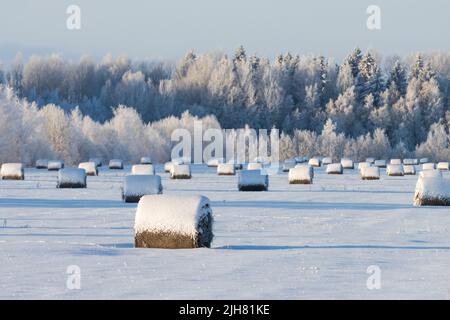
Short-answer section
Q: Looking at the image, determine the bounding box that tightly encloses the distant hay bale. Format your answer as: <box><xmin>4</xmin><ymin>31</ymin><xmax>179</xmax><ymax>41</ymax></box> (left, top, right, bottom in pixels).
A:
<box><xmin>132</xmin><ymin>164</ymin><xmax>155</xmax><ymax>175</ymax></box>
<box><xmin>207</xmin><ymin>158</ymin><xmax>224</xmax><ymax>167</ymax></box>
<box><xmin>140</xmin><ymin>157</ymin><xmax>152</xmax><ymax>165</ymax></box>
<box><xmin>403</xmin><ymin>165</ymin><xmax>416</xmax><ymax>175</ymax></box>
<box><xmin>1</xmin><ymin>163</ymin><xmax>24</xmax><ymax>180</ymax></box>
<box><xmin>387</xmin><ymin>164</ymin><xmax>404</xmax><ymax>176</ymax></box>
<box><xmin>89</xmin><ymin>158</ymin><xmax>102</xmax><ymax>167</ymax></box>
<box><xmin>390</xmin><ymin>159</ymin><xmax>402</xmax><ymax>165</ymax></box>
<box><xmin>122</xmin><ymin>175</ymin><xmax>163</xmax><ymax>203</ymax></box>
<box><xmin>170</xmin><ymin>164</ymin><xmax>192</xmax><ymax>179</ymax></box>
<box><xmin>57</xmin><ymin>168</ymin><xmax>86</xmax><ymax>188</ymax></box>
<box><xmin>238</xmin><ymin>170</ymin><xmax>269</xmax><ymax>191</ymax></box>
<box><xmin>109</xmin><ymin>159</ymin><xmax>124</xmax><ymax>170</ymax></box>
<box><xmin>422</xmin><ymin>163</ymin><xmax>436</xmax><ymax>170</ymax></box>
<box><xmin>134</xmin><ymin>195</ymin><xmax>213</xmax><ymax>249</ymax></box>
<box><xmin>247</xmin><ymin>162</ymin><xmax>263</xmax><ymax>171</ymax></box>
<box><xmin>326</xmin><ymin>163</ymin><xmax>343</xmax><ymax>174</ymax></box>
<box><xmin>374</xmin><ymin>160</ymin><xmax>387</xmax><ymax>168</ymax></box>
<box><xmin>414</xmin><ymin>174</ymin><xmax>450</xmax><ymax>206</ymax></box>
<box><xmin>340</xmin><ymin>159</ymin><xmax>354</xmax><ymax>169</ymax></box>
<box><xmin>403</xmin><ymin>159</ymin><xmax>417</xmax><ymax>165</ymax></box>
<box><xmin>282</xmin><ymin>159</ymin><xmax>297</xmax><ymax>172</ymax></box>
<box><xmin>361</xmin><ymin>166</ymin><xmax>380</xmax><ymax>180</ymax></box>
<box><xmin>420</xmin><ymin>158</ymin><xmax>429</xmax><ymax>164</ymax></box>
<box><xmin>217</xmin><ymin>163</ymin><xmax>236</xmax><ymax>176</ymax></box>
<box><xmin>35</xmin><ymin>159</ymin><xmax>48</xmax><ymax>169</ymax></box>
<box><xmin>366</xmin><ymin>157</ymin><xmax>375</xmax><ymax>164</ymax></box>
<box><xmin>164</xmin><ymin>162</ymin><xmax>173</xmax><ymax>173</ymax></box>
<box><xmin>322</xmin><ymin>157</ymin><xmax>333</xmax><ymax>165</ymax></box>
<box><xmin>47</xmin><ymin>160</ymin><xmax>64</xmax><ymax>171</ymax></box>
<box><xmin>289</xmin><ymin>166</ymin><xmax>314</xmax><ymax>184</ymax></box>
<box><xmin>295</xmin><ymin>156</ymin><xmax>308</xmax><ymax>164</ymax></box>
<box><xmin>308</xmin><ymin>158</ymin><xmax>321</xmax><ymax>167</ymax></box>
<box><xmin>78</xmin><ymin>162</ymin><xmax>98</xmax><ymax>176</ymax></box>
<box><xmin>437</xmin><ymin>162</ymin><xmax>450</xmax><ymax>171</ymax></box>
<box><xmin>358</xmin><ymin>162</ymin><xmax>371</xmax><ymax>171</ymax></box>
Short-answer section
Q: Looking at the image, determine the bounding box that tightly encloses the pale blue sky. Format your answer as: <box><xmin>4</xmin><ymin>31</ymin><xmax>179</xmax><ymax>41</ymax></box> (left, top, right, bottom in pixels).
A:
<box><xmin>0</xmin><ymin>0</ymin><xmax>448</xmax><ymax>63</ymax></box>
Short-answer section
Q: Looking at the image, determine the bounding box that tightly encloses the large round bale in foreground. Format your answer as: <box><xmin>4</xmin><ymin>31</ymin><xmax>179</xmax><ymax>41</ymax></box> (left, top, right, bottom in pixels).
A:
<box><xmin>48</xmin><ymin>160</ymin><xmax>64</xmax><ymax>171</ymax></box>
<box><xmin>326</xmin><ymin>163</ymin><xmax>343</xmax><ymax>174</ymax></box>
<box><xmin>1</xmin><ymin>163</ymin><xmax>24</xmax><ymax>180</ymax></box>
<box><xmin>35</xmin><ymin>159</ymin><xmax>48</xmax><ymax>169</ymax></box>
<box><xmin>78</xmin><ymin>162</ymin><xmax>98</xmax><ymax>176</ymax></box>
<box><xmin>122</xmin><ymin>175</ymin><xmax>163</xmax><ymax>203</ymax></box>
<box><xmin>387</xmin><ymin>164</ymin><xmax>404</xmax><ymax>176</ymax></box>
<box><xmin>57</xmin><ymin>168</ymin><xmax>86</xmax><ymax>188</ymax></box>
<box><xmin>308</xmin><ymin>158</ymin><xmax>321</xmax><ymax>167</ymax></box>
<box><xmin>403</xmin><ymin>165</ymin><xmax>416</xmax><ymax>175</ymax></box>
<box><xmin>140</xmin><ymin>157</ymin><xmax>152</xmax><ymax>165</ymax></box>
<box><xmin>170</xmin><ymin>164</ymin><xmax>192</xmax><ymax>179</ymax></box>
<box><xmin>134</xmin><ymin>195</ymin><xmax>213</xmax><ymax>249</ymax></box>
<box><xmin>109</xmin><ymin>159</ymin><xmax>124</xmax><ymax>170</ymax></box>
<box><xmin>238</xmin><ymin>170</ymin><xmax>269</xmax><ymax>191</ymax></box>
<box><xmin>414</xmin><ymin>172</ymin><xmax>450</xmax><ymax>206</ymax></box>
<box><xmin>289</xmin><ymin>166</ymin><xmax>313</xmax><ymax>184</ymax></box>
<box><xmin>437</xmin><ymin>162</ymin><xmax>450</xmax><ymax>171</ymax></box>
<box><xmin>422</xmin><ymin>163</ymin><xmax>436</xmax><ymax>170</ymax></box>
<box><xmin>217</xmin><ymin>163</ymin><xmax>236</xmax><ymax>176</ymax></box>
<box><xmin>361</xmin><ymin>166</ymin><xmax>380</xmax><ymax>180</ymax></box>
<box><xmin>340</xmin><ymin>159</ymin><xmax>354</xmax><ymax>169</ymax></box>
<box><xmin>132</xmin><ymin>164</ymin><xmax>155</xmax><ymax>175</ymax></box>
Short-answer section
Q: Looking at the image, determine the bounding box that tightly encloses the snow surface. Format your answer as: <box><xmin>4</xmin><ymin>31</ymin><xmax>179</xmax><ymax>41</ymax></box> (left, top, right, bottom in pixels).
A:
<box><xmin>131</xmin><ymin>164</ymin><xmax>155</xmax><ymax>176</ymax></box>
<box><xmin>134</xmin><ymin>195</ymin><xmax>210</xmax><ymax>236</ymax></box>
<box><xmin>2</xmin><ymin>165</ymin><xmax>450</xmax><ymax>299</ymax></box>
<box><xmin>1</xmin><ymin>163</ymin><xmax>24</xmax><ymax>179</ymax></box>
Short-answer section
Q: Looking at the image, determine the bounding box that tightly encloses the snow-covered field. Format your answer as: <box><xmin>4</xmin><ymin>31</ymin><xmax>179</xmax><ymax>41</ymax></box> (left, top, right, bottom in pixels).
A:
<box><xmin>1</xmin><ymin>165</ymin><xmax>450</xmax><ymax>300</ymax></box>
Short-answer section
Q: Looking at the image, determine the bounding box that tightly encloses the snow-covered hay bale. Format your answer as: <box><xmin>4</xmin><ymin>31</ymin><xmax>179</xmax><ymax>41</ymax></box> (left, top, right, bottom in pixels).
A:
<box><xmin>403</xmin><ymin>159</ymin><xmax>416</xmax><ymax>165</ymax></box>
<box><xmin>366</xmin><ymin>157</ymin><xmax>375</xmax><ymax>164</ymax></box>
<box><xmin>140</xmin><ymin>157</ymin><xmax>152</xmax><ymax>165</ymax></box>
<box><xmin>217</xmin><ymin>163</ymin><xmax>236</xmax><ymax>176</ymax></box>
<box><xmin>387</xmin><ymin>164</ymin><xmax>404</xmax><ymax>176</ymax></box>
<box><xmin>289</xmin><ymin>166</ymin><xmax>314</xmax><ymax>184</ymax></box>
<box><xmin>238</xmin><ymin>170</ymin><xmax>269</xmax><ymax>191</ymax></box>
<box><xmin>282</xmin><ymin>159</ymin><xmax>297</xmax><ymax>172</ymax></box>
<box><xmin>358</xmin><ymin>162</ymin><xmax>371</xmax><ymax>171</ymax></box>
<box><xmin>247</xmin><ymin>162</ymin><xmax>263</xmax><ymax>171</ymax></box>
<box><xmin>414</xmin><ymin>175</ymin><xmax>450</xmax><ymax>206</ymax></box>
<box><xmin>403</xmin><ymin>165</ymin><xmax>416</xmax><ymax>175</ymax></box>
<box><xmin>322</xmin><ymin>157</ymin><xmax>333</xmax><ymax>165</ymax></box>
<box><xmin>390</xmin><ymin>159</ymin><xmax>402</xmax><ymax>165</ymax></box>
<box><xmin>295</xmin><ymin>156</ymin><xmax>307</xmax><ymax>164</ymax></box>
<box><xmin>308</xmin><ymin>158</ymin><xmax>321</xmax><ymax>167</ymax></box>
<box><xmin>1</xmin><ymin>163</ymin><xmax>24</xmax><ymax>180</ymax></box>
<box><xmin>340</xmin><ymin>159</ymin><xmax>354</xmax><ymax>169</ymax></box>
<box><xmin>35</xmin><ymin>159</ymin><xmax>48</xmax><ymax>169</ymax></box>
<box><xmin>57</xmin><ymin>168</ymin><xmax>86</xmax><ymax>188</ymax></box>
<box><xmin>78</xmin><ymin>162</ymin><xmax>98</xmax><ymax>176</ymax></box>
<box><xmin>132</xmin><ymin>164</ymin><xmax>155</xmax><ymax>175</ymax></box>
<box><xmin>422</xmin><ymin>163</ymin><xmax>436</xmax><ymax>170</ymax></box>
<box><xmin>48</xmin><ymin>160</ymin><xmax>64</xmax><ymax>171</ymax></box>
<box><xmin>374</xmin><ymin>160</ymin><xmax>387</xmax><ymax>168</ymax></box>
<box><xmin>164</xmin><ymin>162</ymin><xmax>173</xmax><ymax>173</ymax></box>
<box><xmin>420</xmin><ymin>169</ymin><xmax>442</xmax><ymax>178</ymax></box>
<box><xmin>361</xmin><ymin>166</ymin><xmax>380</xmax><ymax>180</ymax></box>
<box><xmin>326</xmin><ymin>163</ymin><xmax>343</xmax><ymax>174</ymax></box>
<box><xmin>437</xmin><ymin>162</ymin><xmax>450</xmax><ymax>171</ymax></box>
<box><xmin>170</xmin><ymin>164</ymin><xmax>192</xmax><ymax>179</ymax></box>
<box><xmin>109</xmin><ymin>159</ymin><xmax>124</xmax><ymax>170</ymax></box>
<box><xmin>207</xmin><ymin>158</ymin><xmax>224</xmax><ymax>167</ymax></box>
<box><xmin>134</xmin><ymin>195</ymin><xmax>213</xmax><ymax>249</ymax></box>
<box><xmin>89</xmin><ymin>158</ymin><xmax>102</xmax><ymax>167</ymax></box>
<box><xmin>122</xmin><ymin>175</ymin><xmax>163</xmax><ymax>203</ymax></box>
<box><xmin>420</xmin><ymin>158</ymin><xmax>429</xmax><ymax>164</ymax></box>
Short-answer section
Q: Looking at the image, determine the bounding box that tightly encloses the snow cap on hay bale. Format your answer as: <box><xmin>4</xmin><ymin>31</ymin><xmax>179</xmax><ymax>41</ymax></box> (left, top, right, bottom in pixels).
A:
<box><xmin>308</xmin><ymin>158</ymin><xmax>321</xmax><ymax>167</ymax></box>
<box><xmin>374</xmin><ymin>160</ymin><xmax>387</xmax><ymax>168</ymax></box>
<box><xmin>1</xmin><ymin>163</ymin><xmax>24</xmax><ymax>180</ymax></box>
<box><xmin>35</xmin><ymin>159</ymin><xmax>48</xmax><ymax>169</ymax></box>
<box><xmin>322</xmin><ymin>157</ymin><xmax>333</xmax><ymax>165</ymax></box>
<box><xmin>326</xmin><ymin>163</ymin><xmax>343</xmax><ymax>174</ymax></box>
<box><xmin>403</xmin><ymin>165</ymin><xmax>416</xmax><ymax>175</ymax></box>
<box><xmin>122</xmin><ymin>175</ymin><xmax>163</xmax><ymax>203</ymax></box>
<box><xmin>207</xmin><ymin>158</ymin><xmax>224</xmax><ymax>167</ymax></box>
<box><xmin>422</xmin><ymin>163</ymin><xmax>436</xmax><ymax>170</ymax></box>
<box><xmin>365</xmin><ymin>157</ymin><xmax>375</xmax><ymax>164</ymax></box>
<box><xmin>164</xmin><ymin>161</ymin><xmax>173</xmax><ymax>173</ymax></box>
<box><xmin>282</xmin><ymin>159</ymin><xmax>297</xmax><ymax>172</ymax></box>
<box><xmin>358</xmin><ymin>162</ymin><xmax>372</xmax><ymax>171</ymax></box>
<box><xmin>340</xmin><ymin>158</ymin><xmax>354</xmax><ymax>169</ymax></box>
<box><xmin>414</xmin><ymin>174</ymin><xmax>450</xmax><ymax>206</ymax></box>
<box><xmin>387</xmin><ymin>164</ymin><xmax>404</xmax><ymax>176</ymax></box>
<box><xmin>132</xmin><ymin>164</ymin><xmax>155</xmax><ymax>175</ymax></box>
<box><xmin>48</xmin><ymin>160</ymin><xmax>64</xmax><ymax>171</ymax></box>
<box><xmin>57</xmin><ymin>168</ymin><xmax>86</xmax><ymax>188</ymax></box>
<box><xmin>217</xmin><ymin>163</ymin><xmax>236</xmax><ymax>176</ymax></box>
<box><xmin>390</xmin><ymin>159</ymin><xmax>402</xmax><ymax>165</ymax></box>
<box><xmin>78</xmin><ymin>162</ymin><xmax>98</xmax><ymax>176</ymax></box>
<box><xmin>289</xmin><ymin>166</ymin><xmax>314</xmax><ymax>184</ymax></box>
<box><xmin>361</xmin><ymin>166</ymin><xmax>380</xmax><ymax>180</ymax></box>
<box><xmin>238</xmin><ymin>170</ymin><xmax>269</xmax><ymax>191</ymax></box>
<box><xmin>247</xmin><ymin>162</ymin><xmax>263</xmax><ymax>171</ymax></box>
<box><xmin>89</xmin><ymin>158</ymin><xmax>102</xmax><ymax>167</ymax></box>
<box><xmin>134</xmin><ymin>195</ymin><xmax>213</xmax><ymax>249</ymax></box>
<box><xmin>420</xmin><ymin>158</ymin><xmax>429</xmax><ymax>164</ymax></box>
<box><xmin>109</xmin><ymin>159</ymin><xmax>124</xmax><ymax>170</ymax></box>
<box><xmin>140</xmin><ymin>157</ymin><xmax>152</xmax><ymax>165</ymax></box>
<box><xmin>170</xmin><ymin>164</ymin><xmax>191</xmax><ymax>179</ymax></box>
<box><xmin>437</xmin><ymin>162</ymin><xmax>450</xmax><ymax>171</ymax></box>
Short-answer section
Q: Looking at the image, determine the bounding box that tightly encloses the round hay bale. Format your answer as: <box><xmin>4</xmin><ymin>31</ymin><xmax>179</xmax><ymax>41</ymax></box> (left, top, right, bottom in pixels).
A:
<box><xmin>132</xmin><ymin>164</ymin><xmax>155</xmax><ymax>175</ymax></box>
<box><xmin>1</xmin><ymin>163</ymin><xmax>24</xmax><ymax>180</ymax></box>
<box><xmin>358</xmin><ymin>162</ymin><xmax>372</xmax><ymax>171</ymax></box>
<box><xmin>48</xmin><ymin>160</ymin><xmax>64</xmax><ymax>171</ymax></box>
<box><xmin>414</xmin><ymin>174</ymin><xmax>450</xmax><ymax>206</ymax></box>
<box><xmin>361</xmin><ymin>166</ymin><xmax>380</xmax><ymax>180</ymax></box>
<box><xmin>387</xmin><ymin>164</ymin><xmax>404</xmax><ymax>176</ymax></box>
<box><xmin>238</xmin><ymin>170</ymin><xmax>269</xmax><ymax>191</ymax></box>
<box><xmin>170</xmin><ymin>164</ymin><xmax>191</xmax><ymax>179</ymax></box>
<box><xmin>217</xmin><ymin>163</ymin><xmax>236</xmax><ymax>176</ymax></box>
<box><xmin>340</xmin><ymin>159</ymin><xmax>354</xmax><ymax>169</ymax></box>
<box><xmin>308</xmin><ymin>158</ymin><xmax>321</xmax><ymax>167</ymax></box>
<box><xmin>403</xmin><ymin>165</ymin><xmax>416</xmax><ymax>175</ymax></box>
<box><xmin>134</xmin><ymin>195</ymin><xmax>214</xmax><ymax>249</ymax></box>
<box><xmin>437</xmin><ymin>162</ymin><xmax>450</xmax><ymax>171</ymax></box>
<box><xmin>322</xmin><ymin>157</ymin><xmax>333</xmax><ymax>165</ymax></box>
<box><xmin>390</xmin><ymin>159</ymin><xmax>402</xmax><ymax>165</ymax></box>
<box><xmin>109</xmin><ymin>159</ymin><xmax>124</xmax><ymax>170</ymax></box>
<box><xmin>57</xmin><ymin>168</ymin><xmax>86</xmax><ymax>188</ymax></box>
<box><xmin>374</xmin><ymin>160</ymin><xmax>387</xmax><ymax>168</ymax></box>
<box><xmin>164</xmin><ymin>161</ymin><xmax>174</xmax><ymax>173</ymax></box>
<box><xmin>78</xmin><ymin>162</ymin><xmax>98</xmax><ymax>176</ymax></box>
<box><xmin>140</xmin><ymin>157</ymin><xmax>152</xmax><ymax>165</ymax></box>
<box><xmin>326</xmin><ymin>163</ymin><xmax>343</xmax><ymax>174</ymax></box>
<box><xmin>289</xmin><ymin>166</ymin><xmax>313</xmax><ymax>184</ymax></box>
<box><xmin>403</xmin><ymin>159</ymin><xmax>416</xmax><ymax>165</ymax></box>
<box><xmin>122</xmin><ymin>175</ymin><xmax>163</xmax><ymax>203</ymax></box>
<box><xmin>247</xmin><ymin>162</ymin><xmax>263</xmax><ymax>171</ymax></box>
<box><xmin>89</xmin><ymin>158</ymin><xmax>102</xmax><ymax>167</ymax></box>
<box><xmin>422</xmin><ymin>163</ymin><xmax>436</xmax><ymax>171</ymax></box>
<box><xmin>35</xmin><ymin>159</ymin><xmax>48</xmax><ymax>169</ymax></box>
